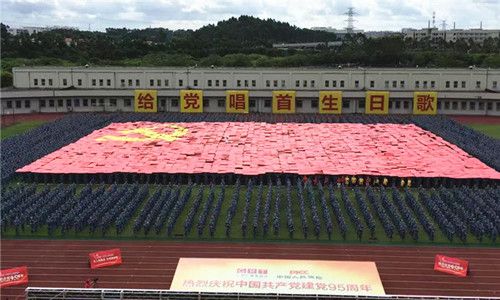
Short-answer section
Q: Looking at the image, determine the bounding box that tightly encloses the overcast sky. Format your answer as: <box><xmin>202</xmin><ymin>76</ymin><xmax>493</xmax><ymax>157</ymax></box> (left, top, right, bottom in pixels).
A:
<box><xmin>1</xmin><ymin>0</ymin><xmax>499</xmax><ymax>32</ymax></box>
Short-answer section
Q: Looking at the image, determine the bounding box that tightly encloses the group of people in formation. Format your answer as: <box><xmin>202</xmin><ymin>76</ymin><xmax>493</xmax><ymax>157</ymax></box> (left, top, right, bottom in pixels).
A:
<box><xmin>303</xmin><ymin>175</ymin><xmax>412</xmax><ymax>188</ymax></box>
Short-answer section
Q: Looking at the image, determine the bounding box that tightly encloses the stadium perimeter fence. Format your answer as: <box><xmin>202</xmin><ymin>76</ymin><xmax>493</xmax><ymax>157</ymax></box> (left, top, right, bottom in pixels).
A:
<box><xmin>25</xmin><ymin>287</ymin><xmax>500</xmax><ymax>300</ymax></box>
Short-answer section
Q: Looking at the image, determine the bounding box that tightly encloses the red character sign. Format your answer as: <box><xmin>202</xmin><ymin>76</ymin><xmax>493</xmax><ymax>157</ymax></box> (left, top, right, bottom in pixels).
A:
<box><xmin>365</xmin><ymin>91</ymin><xmax>389</xmax><ymax>114</ymax></box>
<box><xmin>434</xmin><ymin>254</ymin><xmax>468</xmax><ymax>277</ymax></box>
<box><xmin>180</xmin><ymin>90</ymin><xmax>203</xmax><ymax>113</ymax></box>
<box><xmin>272</xmin><ymin>91</ymin><xmax>295</xmax><ymax>113</ymax></box>
<box><xmin>0</xmin><ymin>266</ymin><xmax>29</xmax><ymax>288</ymax></box>
<box><xmin>89</xmin><ymin>248</ymin><xmax>122</xmax><ymax>269</ymax></box>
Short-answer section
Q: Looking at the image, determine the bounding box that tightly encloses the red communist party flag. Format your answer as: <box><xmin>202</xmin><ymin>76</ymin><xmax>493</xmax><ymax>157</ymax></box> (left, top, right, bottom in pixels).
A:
<box><xmin>89</xmin><ymin>248</ymin><xmax>122</xmax><ymax>269</ymax></box>
<box><xmin>434</xmin><ymin>254</ymin><xmax>468</xmax><ymax>277</ymax></box>
<box><xmin>0</xmin><ymin>266</ymin><xmax>29</xmax><ymax>288</ymax></box>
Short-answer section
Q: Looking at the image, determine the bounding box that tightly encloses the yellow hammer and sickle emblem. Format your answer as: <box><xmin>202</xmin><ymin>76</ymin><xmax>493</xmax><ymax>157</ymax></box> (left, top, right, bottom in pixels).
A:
<box><xmin>96</xmin><ymin>124</ymin><xmax>188</xmax><ymax>142</ymax></box>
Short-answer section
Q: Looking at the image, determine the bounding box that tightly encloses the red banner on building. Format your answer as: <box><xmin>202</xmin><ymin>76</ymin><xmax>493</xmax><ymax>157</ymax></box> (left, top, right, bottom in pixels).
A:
<box><xmin>0</xmin><ymin>266</ymin><xmax>28</xmax><ymax>288</ymax></box>
<box><xmin>89</xmin><ymin>248</ymin><xmax>122</xmax><ymax>269</ymax></box>
<box><xmin>434</xmin><ymin>255</ymin><xmax>468</xmax><ymax>277</ymax></box>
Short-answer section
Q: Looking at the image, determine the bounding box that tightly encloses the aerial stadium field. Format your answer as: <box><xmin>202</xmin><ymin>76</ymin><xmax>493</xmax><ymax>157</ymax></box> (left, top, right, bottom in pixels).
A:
<box><xmin>1</xmin><ymin>113</ymin><xmax>499</xmax><ymax>298</ymax></box>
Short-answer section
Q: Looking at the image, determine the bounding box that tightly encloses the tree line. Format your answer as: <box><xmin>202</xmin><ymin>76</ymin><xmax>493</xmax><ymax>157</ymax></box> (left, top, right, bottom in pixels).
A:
<box><xmin>2</xmin><ymin>15</ymin><xmax>500</xmax><ymax>87</ymax></box>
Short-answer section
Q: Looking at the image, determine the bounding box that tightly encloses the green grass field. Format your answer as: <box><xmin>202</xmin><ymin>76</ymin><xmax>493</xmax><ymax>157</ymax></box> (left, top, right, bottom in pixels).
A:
<box><xmin>2</xmin><ymin>183</ymin><xmax>498</xmax><ymax>247</ymax></box>
<box><xmin>1</xmin><ymin>120</ymin><xmax>47</xmax><ymax>140</ymax></box>
<box><xmin>467</xmin><ymin>124</ymin><xmax>500</xmax><ymax>139</ymax></box>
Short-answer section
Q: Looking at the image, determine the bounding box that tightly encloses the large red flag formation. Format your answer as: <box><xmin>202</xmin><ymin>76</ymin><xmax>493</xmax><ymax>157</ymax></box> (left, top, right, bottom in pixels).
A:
<box><xmin>17</xmin><ymin>122</ymin><xmax>500</xmax><ymax>179</ymax></box>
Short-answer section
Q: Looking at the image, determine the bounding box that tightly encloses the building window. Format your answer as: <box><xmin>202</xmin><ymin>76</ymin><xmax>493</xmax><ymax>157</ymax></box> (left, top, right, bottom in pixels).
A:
<box><xmin>281</xmin><ymin>80</ymin><xmax>285</xmax><ymax>88</ymax></box>
<box><xmin>470</xmin><ymin>102</ymin><xmax>475</xmax><ymax>110</ymax></box>
<box><xmin>99</xmin><ymin>79</ymin><xmax>103</xmax><ymax>86</ymax></box>
<box><xmin>128</xmin><ymin>79</ymin><xmax>133</xmax><ymax>87</ymax></box>
<box><xmin>445</xmin><ymin>101</ymin><xmax>450</xmax><ymax>109</ymax></box>
<box><xmin>209</xmin><ymin>80</ymin><xmax>213</xmax><ymax>87</ymax></box>
<box><xmin>395</xmin><ymin>101</ymin><xmax>401</xmax><ymax>109</ymax></box>
<box><xmin>203</xmin><ymin>99</ymin><xmax>210</xmax><ymax>107</ymax></box>
<box><xmin>264</xmin><ymin>99</ymin><xmax>271</xmax><ymax>107</ymax></box>
<box><xmin>389</xmin><ymin>101</ymin><xmax>393</xmax><ymax>109</ymax></box>
<box><xmin>496</xmin><ymin>102</ymin><xmax>500</xmax><ymax>111</ymax></box>
<box><xmin>251</xmin><ymin>80</ymin><xmax>255</xmax><ymax>87</ymax></box>
<box><xmin>461</xmin><ymin>81</ymin><xmax>466</xmax><ymax>88</ymax></box>
<box><xmin>403</xmin><ymin>101</ymin><xmax>409</xmax><ymax>109</ymax></box>
<box><xmin>392</xmin><ymin>81</ymin><xmax>397</xmax><ymax>88</ymax></box>
<box><xmin>296</xmin><ymin>99</ymin><xmax>303</xmax><ymax>108</ymax></box>
<box><xmin>224</xmin><ymin>80</ymin><xmax>228</xmax><ymax>87</ymax></box>
<box><xmin>48</xmin><ymin>79</ymin><xmax>53</xmax><ymax>86</ymax></box>
<box><xmin>193</xmin><ymin>79</ymin><xmax>198</xmax><ymax>87</ymax></box>
<box><xmin>74</xmin><ymin>99</ymin><xmax>80</xmax><ymax>107</ymax></box>
<box><xmin>34</xmin><ymin>79</ymin><xmax>38</xmax><ymax>86</ymax></box>
<box><xmin>78</xmin><ymin>79</ymin><xmax>83</xmax><ymax>86</ymax></box>
<box><xmin>266</xmin><ymin>80</ymin><xmax>270</xmax><ymax>87</ymax></box>
<box><xmin>431</xmin><ymin>81</ymin><xmax>435</xmax><ymax>88</ymax></box>
<box><xmin>150</xmin><ymin>79</ymin><xmax>154</xmax><ymax>86</ymax></box>
<box><xmin>423</xmin><ymin>81</ymin><xmax>428</xmax><ymax>88</ymax></box>
<box><xmin>63</xmin><ymin>79</ymin><xmax>68</xmax><ymax>86</ymax></box>
<box><xmin>57</xmin><ymin>99</ymin><xmax>63</xmax><ymax>107</ymax></box>
<box><xmin>310</xmin><ymin>80</ymin><xmax>315</xmax><ymax>88</ymax></box>
<box><xmin>16</xmin><ymin>100</ymin><xmax>21</xmax><ymax>108</ymax></box>
<box><xmin>65</xmin><ymin>99</ymin><xmax>71</xmax><ymax>107</ymax></box>
<box><xmin>92</xmin><ymin>79</ymin><xmax>96</xmax><ymax>86</ymax></box>
<box><xmin>274</xmin><ymin>80</ymin><xmax>278</xmax><ymax>87</ymax></box>
<box><xmin>49</xmin><ymin>99</ymin><xmax>55</xmax><ymax>107</ymax></box>
<box><xmin>437</xmin><ymin>101</ymin><xmax>441</xmax><ymax>110</ymax></box>
<box><xmin>385</xmin><ymin>80</ymin><xmax>390</xmax><ymax>88</ymax></box>
<box><xmin>83</xmin><ymin>99</ymin><xmax>88</xmax><ymax>106</ymax></box>
<box><xmin>41</xmin><ymin>79</ymin><xmax>46</xmax><ymax>85</ymax></box>
<box><xmin>91</xmin><ymin>99</ymin><xmax>96</xmax><ymax>106</ymax></box>
<box><xmin>171</xmin><ymin>99</ymin><xmax>179</xmax><ymax>107</ymax></box>
<box><xmin>461</xmin><ymin>101</ymin><xmax>467</xmax><ymax>110</ymax></box>
<box><xmin>40</xmin><ymin>100</ymin><xmax>45</xmax><ymax>107</ymax></box>
<box><xmin>445</xmin><ymin>81</ymin><xmax>450</xmax><ymax>88</ymax></box>
<box><xmin>245</xmin><ymin>80</ymin><xmax>249</xmax><ymax>87</ymax></box>
<box><xmin>478</xmin><ymin>102</ymin><xmax>484</xmax><ymax>110</ymax></box>
<box><xmin>218</xmin><ymin>99</ymin><xmax>225</xmax><ymax>107</ymax></box>
<box><xmin>165</xmin><ymin>79</ymin><xmax>169</xmax><ymax>87</ymax></box>
<box><xmin>98</xmin><ymin>99</ymin><xmax>104</xmax><ymax>106</ymax></box>
<box><xmin>476</xmin><ymin>81</ymin><xmax>481</xmax><ymax>89</ymax></box>
<box><xmin>124</xmin><ymin>99</ymin><xmax>131</xmax><ymax>107</ymax></box>
<box><xmin>311</xmin><ymin>99</ymin><xmax>318</xmax><ymax>108</ymax></box>
<box><xmin>340</xmin><ymin>80</ymin><xmax>345</xmax><ymax>88</ymax></box>
<box><xmin>333</xmin><ymin>81</ymin><xmax>337</xmax><ymax>87</ymax></box>
<box><xmin>135</xmin><ymin>79</ymin><xmax>140</xmax><ymax>86</ymax></box>
<box><xmin>487</xmin><ymin>102</ymin><xmax>492</xmax><ymax>110</ymax></box>
<box><xmin>157</xmin><ymin>79</ymin><xmax>161</xmax><ymax>86</ymax></box>
<box><xmin>110</xmin><ymin>99</ymin><xmax>117</xmax><ymax>106</ymax></box>
<box><xmin>415</xmin><ymin>81</ymin><xmax>420</xmax><ymax>88</ymax></box>
<box><xmin>355</xmin><ymin>80</ymin><xmax>359</xmax><ymax>88</ymax></box>
<box><xmin>493</xmin><ymin>81</ymin><xmax>498</xmax><ymax>88</ymax></box>
<box><xmin>295</xmin><ymin>80</ymin><xmax>300</xmax><ymax>87</ymax></box>
<box><xmin>216</xmin><ymin>80</ymin><xmax>220</xmax><ymax>87</ymax></box>
<box><xmin>236</xmin><ymin>80</ymin><xmax>240</xmax><ymax>87</ymax></box>
<box><xmin>249</xmin><ymin>99</ymin><xmax>256</xmax><ymax>107</ymax></box>
<box><xmin>342</xmin><ymin>100</ymin><xmax>349</xmax><ymax>108</ymax></box>
<box><xmin>178</xmin><ymin>79</ymin><xmax>183</xmax><ymax>86</ymax></box>
<box><xmin>303</xmin><ymin>80</ymin><xmax>307</xmax><ymax>88</ymax></box>
<box><xmin>453</xmin><ymin>81</ymin><xmax>458</xmax><ymax>88</ymax></box>
<box><xmin>370</xmin><ymin>80</ymin><xmax>374</xmax><ymax>88</ymax></box>
<box><xmin>24</xmin><ymin>100</ymin><xmax>31</xmax><ymax>108</ymax></box>
<box><xmin>325</xmin><ymin>80</ymin><xmax>330</xmax><ymax>87</ymax></box>
<box><xmin>400</xmin><ymin>81</ymin><xmax>405</xmax><ymax>88</ymax></box>
<box><xmin>452</xmin><ymin>101</ymin><xmax>458</xmax><ymax>110</ymax></box>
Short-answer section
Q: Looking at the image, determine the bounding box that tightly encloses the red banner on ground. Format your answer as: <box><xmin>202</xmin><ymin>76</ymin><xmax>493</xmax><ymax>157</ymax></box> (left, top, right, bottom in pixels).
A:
<box><xmin>17</xmin><ymin>122</ymin><xmax>500</xmax><ymax>179</ymax></box>
<box><xmin>0</xmin><ymin>266</ymin><xmax>28</xmax><ymax>288</ymax></box>
<box><xmin>434</xmin><ymin>255</ymin><xmax>468</xmax><ymax>277</ymax></box>
<box><xmin>89</xmin><ymin>248</ymin><xmax>122</xmax><ymax>269</ymax></box>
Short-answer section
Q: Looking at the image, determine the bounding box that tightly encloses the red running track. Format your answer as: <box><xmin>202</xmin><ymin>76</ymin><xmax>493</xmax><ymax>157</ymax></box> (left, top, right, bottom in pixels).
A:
<box><xmin>1</xmin><ymin>239</ymin><xmax>499</xmax><ymax>299</ymax></box>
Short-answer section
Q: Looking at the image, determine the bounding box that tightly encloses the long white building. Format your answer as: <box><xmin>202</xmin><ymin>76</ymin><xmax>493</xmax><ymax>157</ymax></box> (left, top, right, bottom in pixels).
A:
<box><xmin>403</xmin><ymin>27</ymin><xmax>500</xmax><ymax>43</ymax></box>
<box><xmin>1</xmin><ymin>67</ymin><xmax>499</xmax><ymax>115</ymax></box>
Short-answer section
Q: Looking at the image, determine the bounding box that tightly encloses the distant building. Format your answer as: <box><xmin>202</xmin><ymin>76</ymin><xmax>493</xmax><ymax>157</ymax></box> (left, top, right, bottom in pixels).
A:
<box><xmin>272</xmin><ymin>41</ymin><xmax>342</xmax><ymax>50</ymax></box>
<box><xmin>311</xmin><ymin>27</ymin><xmax>364</xmax><ymax>39</ymax></box>
<box><xmin>403</xmin><ymin>27</ymin><xmax>500</xmax><ymax>43</ymax></box>
<box><xmin>364</xmin><ymin>31</ymin><xmax>402</xmax><ymax>39</ymax></box>
<box><xmin>7</xmin><ymin>26</ymin><xmax>78</xmax><ymax>36</ymax></box>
